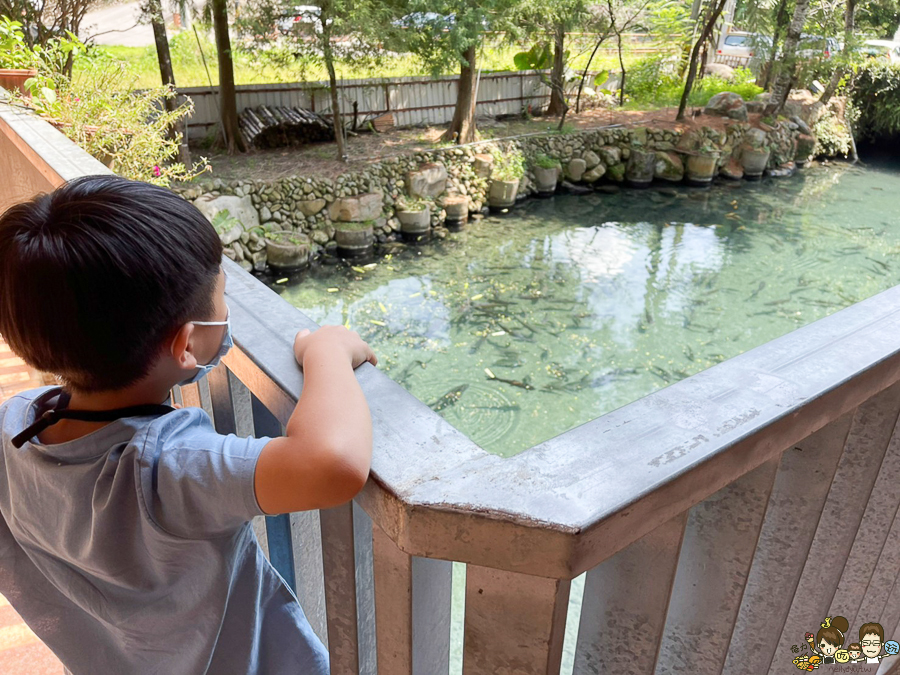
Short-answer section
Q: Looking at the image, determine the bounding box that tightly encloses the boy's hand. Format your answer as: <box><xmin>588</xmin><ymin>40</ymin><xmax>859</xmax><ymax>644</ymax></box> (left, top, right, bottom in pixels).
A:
<box><xmin>293</xmin><ymin>326</ymin><xmax>377</xmax><ymax>369</ymax></box>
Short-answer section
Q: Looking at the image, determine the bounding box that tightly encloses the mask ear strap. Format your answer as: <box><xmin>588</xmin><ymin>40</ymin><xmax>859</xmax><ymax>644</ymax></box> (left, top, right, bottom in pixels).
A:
<box><xmin>192</xmin><ymin>307</ymin><xmax>230</xmax><ymax>327</ymax></box>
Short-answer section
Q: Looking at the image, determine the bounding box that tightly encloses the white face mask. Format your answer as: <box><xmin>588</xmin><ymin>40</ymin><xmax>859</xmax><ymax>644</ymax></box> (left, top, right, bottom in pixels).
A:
<box><xmin>179</xmin><ymin>308</ymin><xmax>233</xmax><ymax>386</ymax></box>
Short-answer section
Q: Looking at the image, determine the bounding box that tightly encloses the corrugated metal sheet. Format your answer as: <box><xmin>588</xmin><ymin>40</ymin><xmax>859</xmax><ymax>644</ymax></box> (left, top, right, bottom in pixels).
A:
<box><xmin>177</xmin><ymin>71</ymin><xmax>568</xmax><ymax>139</ymax></box>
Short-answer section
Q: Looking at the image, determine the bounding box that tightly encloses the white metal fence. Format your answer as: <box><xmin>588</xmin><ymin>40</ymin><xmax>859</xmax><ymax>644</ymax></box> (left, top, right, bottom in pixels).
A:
<box><xmin>176</xmin><ymin>70</ymin><xmax>562</xmax><ymax>140</ymax></box>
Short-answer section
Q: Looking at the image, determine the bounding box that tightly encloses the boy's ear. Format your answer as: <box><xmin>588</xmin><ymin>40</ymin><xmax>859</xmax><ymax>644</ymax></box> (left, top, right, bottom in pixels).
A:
<box><xmin>170</xmin><ymin>323</ymin><xmax>199</xmax><ymax>369</ymax></box>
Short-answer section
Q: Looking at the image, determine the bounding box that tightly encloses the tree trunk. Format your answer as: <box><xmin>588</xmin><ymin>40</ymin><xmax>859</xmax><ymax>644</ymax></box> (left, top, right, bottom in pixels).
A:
<box><xmin>615</xmin><ymin>28</ymin><xmax>626</xmax><ymax>105</ymax></box>
<box><xmin>148</xmin><ymin>0</ymin><xmax>191</xmax><ymax>167</ymax></box>
<box><xmin>677</xmin><ymin>0</ymin><xmax>728</xmax><ymax>120</ymax></box>
<box><xmin>766</xmin><ymin>0</ymin><xmax>812</xmax><ymax>115</ymax></box>
<box><xmin>321</xmin><ymin>15</ymin><xmax>346</xmax><ymax>161</ymax></box>
<box><xmin>817</xmin><ymin>0</ymin><xmax>857</xmax><ymax>107</ymax></box>
<box><xmin>441</xmin><ymin>44</ymin><xmax>478</xmax><ymax>145</ymax></box>
<box><xmin>546</xmin><ymin>23</ymin><xmax>567</xmax><ymax>117</ymax></box>
<box><xmin>211</xmin><ymin>0</ymin><xmax>246</xmax><ymax>154</ymax></box>
<box><xmin>762</xmin><ymin>0</ymin><xmax>791</xmax><ymax>89</ymax></box>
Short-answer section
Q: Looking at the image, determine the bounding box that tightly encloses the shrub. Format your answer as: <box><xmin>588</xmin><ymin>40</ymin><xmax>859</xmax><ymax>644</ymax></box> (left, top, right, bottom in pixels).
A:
<box><xmin>623</xmin><ymin>56</ymin><xmax>763</xmax><ymax>109</ymax></box>
<box><xmin>491</xmin><ymin>147</ymin><xmax>526</xmax><ymax>181</ymax></box>
<box><xmin>851</xmin><ymin>60</ymin><xmax>900</xmax><ymax>142</ymax></box>
<box><xmin>533</xmin><ymin>153</ymin><xmax>561</xmax><ymax>170</ymax></box>
<box><xmin>396</xmin><ymin>196</ymin><xmax>430</xmax><ymax>212</ymax></box>
<box><xmin>5</xmin><ymin>23</ymin><xmax>205</xmax><ymax>186</ymax></box>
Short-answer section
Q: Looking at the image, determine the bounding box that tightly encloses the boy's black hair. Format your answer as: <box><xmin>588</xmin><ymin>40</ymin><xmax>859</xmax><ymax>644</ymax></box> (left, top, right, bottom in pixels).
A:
<box><xmin>0</xmin><ymin>175</ymin><xmax>223</xmax><ymax>392</ymax></box>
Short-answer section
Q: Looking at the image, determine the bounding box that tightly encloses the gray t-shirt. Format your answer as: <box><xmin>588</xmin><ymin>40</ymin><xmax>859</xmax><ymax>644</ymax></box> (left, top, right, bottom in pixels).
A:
<box><xmin>0</xmin><ymin>387</ymin><xmax>329</xmax><ymax>675</ymax></box>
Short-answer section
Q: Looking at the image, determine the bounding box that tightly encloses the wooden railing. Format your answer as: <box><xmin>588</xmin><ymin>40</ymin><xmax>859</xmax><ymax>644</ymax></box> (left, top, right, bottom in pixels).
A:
<box><xmin>6</xmin><ymin>97</ymin><xmax>900</xmax><ymax>674</ymax></box>
<box><xmin>192</xmin><ymin>259</ymin><xmax>900</xmax><ymax>675</ymax></box>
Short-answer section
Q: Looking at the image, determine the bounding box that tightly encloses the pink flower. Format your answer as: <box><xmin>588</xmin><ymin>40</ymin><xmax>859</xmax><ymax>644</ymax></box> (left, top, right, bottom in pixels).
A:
<box><xmin>153</xmin><ymin>165</ymin><xmax>161</xmax><ymax>177</ymax></box>
<box><xmin>74</xmin><ymin>97</ymin><xmax>80</xmax><ymax>102</ymax></box>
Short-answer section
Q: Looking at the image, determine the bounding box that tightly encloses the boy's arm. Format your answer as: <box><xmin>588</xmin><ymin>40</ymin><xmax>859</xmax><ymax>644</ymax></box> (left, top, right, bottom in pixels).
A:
<box><xmin>254</xmin><ymin>326</ymin><xmax>377</xmax><ymax>515</ymax></box>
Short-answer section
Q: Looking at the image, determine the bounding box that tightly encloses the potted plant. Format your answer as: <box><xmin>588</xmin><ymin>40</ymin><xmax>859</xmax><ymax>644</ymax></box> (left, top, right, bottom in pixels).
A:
<box><xmin>0</xmin><ymin>18</ymin><xmax>37</xmax><ymax>97</ymax></box>
<box><xmin>265</xmin><ymin>230</ymin><xmax>311</xmax><ymax>270</ymax></box>
<box><xmin>741</xmin><ymin>144</ymin><xmax>771</xmax><ymax>180</ymax></box>
<box><xmin>533</xmin><ymin>153</ymin><xmax>561</xmax><ymax>197</ymax></box>
<box><xmin>488</xmin><ymin>147</ymin><xmax>526</xmax><ymax>212</ymax></box>
<box><xmin>685</xmin><ymin>143</ymin><xmax>721</xmax><ymax>186</ymax></box>
<box><xmin>395</xmin><ymin>196</ymin><xmax>431</xmax><ymax>243</ymax></box>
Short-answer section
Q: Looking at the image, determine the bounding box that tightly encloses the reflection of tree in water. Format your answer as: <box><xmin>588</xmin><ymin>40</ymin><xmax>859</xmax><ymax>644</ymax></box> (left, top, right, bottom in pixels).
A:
<box><xmin>276</xmin><ymin>163</ymin><xmax>900</xmax><ymax>456</ymax></box>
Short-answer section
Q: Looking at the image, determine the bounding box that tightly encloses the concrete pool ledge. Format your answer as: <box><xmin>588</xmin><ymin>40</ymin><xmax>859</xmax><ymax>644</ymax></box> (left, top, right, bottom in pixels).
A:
<box><xmin>222</xmin><ymin>256</ymin><xmax>900</xmax><ymax>579</ymax></box>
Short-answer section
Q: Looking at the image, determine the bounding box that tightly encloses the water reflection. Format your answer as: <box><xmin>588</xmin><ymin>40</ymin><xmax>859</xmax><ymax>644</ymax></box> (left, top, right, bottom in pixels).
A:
<box><xmin>273</xmin><ymin>161</ymin><xmax>900</xmax><ymax>456</ymax></box>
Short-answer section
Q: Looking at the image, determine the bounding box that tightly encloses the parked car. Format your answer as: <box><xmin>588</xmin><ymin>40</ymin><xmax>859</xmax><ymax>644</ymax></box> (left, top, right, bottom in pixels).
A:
<box><xmin>862</xmin><ymin>39</ymin><xmax>900</xmax><ymax>63</ymax></box>
<box><xmin>797</xmin><ymin>34</ymin><xmax>839</xmax><ymax>58</ymax></box>
<box><xmin>716</xmin><ymin>32</ymin><xmax>772</xmax><ymax>60</ymax></box>
<box><xmin>276</xmin><ymin>5</ymin><xmax>322</xmax><ymax>34</ymax></box>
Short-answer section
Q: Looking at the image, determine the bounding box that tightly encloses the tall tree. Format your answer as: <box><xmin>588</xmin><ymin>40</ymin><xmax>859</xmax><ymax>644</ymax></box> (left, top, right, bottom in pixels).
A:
<box><xmin>394</xmin><ymin>0</ymin><xmax>514</xmax><ymax>144</ymax></box>
<box><xmin>676</xmin><ymin>0</ymin><xmax>728</xmax><ymax>121</ymax></box>
<box><xmin>144</xmin><ymin>0</ymin><xmax>191</xmax><ymax>166</ymax></box>
<box><xmin>816</xmin><ymin>0</ymin><xmax>858</xmax><ymax>108</ymax></box>
<box><xmin>510</xmin><ymin>0</ymin><xmax>592</xmax><ymax>118</ymax></box>
<box><xmin>211</xmin><ymin>0</ymin><xmax>246</xmax><ymax>153</ymax></box>
<box><xmin>766</xmin><ymin>0</ymin><xmax>812</xmax><ymax>114</ymax></box>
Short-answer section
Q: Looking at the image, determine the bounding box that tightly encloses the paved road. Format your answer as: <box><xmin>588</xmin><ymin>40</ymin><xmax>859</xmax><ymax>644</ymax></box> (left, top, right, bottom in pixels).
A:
<box><xmin>79</xmin><ymin>0</ymin><xmax>177</xmax><ymax>47</ymax></box>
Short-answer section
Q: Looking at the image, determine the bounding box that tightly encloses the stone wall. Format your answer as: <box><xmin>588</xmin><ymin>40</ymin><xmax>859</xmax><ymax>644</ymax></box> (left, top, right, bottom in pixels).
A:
<box><xmin>176</xmin><ymin>106</ymin><xmax>811</xmax><ymax>272</ymax></box>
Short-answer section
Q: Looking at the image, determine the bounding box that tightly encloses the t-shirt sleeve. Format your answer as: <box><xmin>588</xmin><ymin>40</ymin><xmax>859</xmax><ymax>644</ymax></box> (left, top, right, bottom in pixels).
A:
<box><xmin>138</xmin><ymin>408</ymin><xmax>271</xmax><ymax>539</ymax></box>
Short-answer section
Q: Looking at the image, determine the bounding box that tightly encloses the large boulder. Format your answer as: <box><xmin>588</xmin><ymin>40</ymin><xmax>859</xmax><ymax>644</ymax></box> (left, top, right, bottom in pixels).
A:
<box><xmin>566</xmin><ymin>158</ymin><xmax>587</xmax><ymax>182</ymax></box>
<box><xmin>720</xmin><ymin>157</ymin><xmax>744</xmax><ymax>180</ymax></box>
<box><xmin>407</xmin><ymin>163</ymin><xmax>448</xmax><ymax>199</ymax></box>
<box><xmin>654</xmin><ymin>152</ymin><xmax>684</xmax><ymax>182</ymax></box>
<box><xmin>328</xmin><ymin>192</ymin><xmax>384</xmax><ymax>222</ymax></box>
<box><xmin>583</xmin><ymin>151</ymin><xmax>601</xmax><ymax>170</ymax></box>
<box><xmin>704</xmin><ymin>92</ymin><xmax>749</xmax><ymax>122</ymax></box>
<box><xmin>598</xmin><ymin>146</ymin><xmax>621</xmax><ymax>165</ymax></box>
<box><xmin>297</xmin><ymin>199</ymin><xmax>326</xmax><ymax>217</ymax></box>
<box><xmin>193</xmin><ymin>194</ymin><xmax>259</xmax><ymax>232</ymax></box>
<box><xmin>582</xmin><ymin>164</ymin><xmax>607</xmax><ymax>183</ymax></box>
<box><xmin>703</xmin><ymin>63</ymin><xmax>735</xmax><ymax>81</ymax></box>
<box><xmin>744</xmin><ymin>127</ymin><xmax>768</xmax><ymax>149</ymax></box>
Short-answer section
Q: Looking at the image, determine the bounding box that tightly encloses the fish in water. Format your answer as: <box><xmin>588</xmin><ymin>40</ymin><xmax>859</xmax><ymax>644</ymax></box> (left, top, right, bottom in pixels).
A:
<box><xmin>748</xmin><ymin>280</ymin><xmax>766</xmax><ymax>300</ymax></box>
<box><xmin>429</xmin><ymin>385</ymin><xmax>469</xmax><ymax>412</ymax></box>
<box><xmin>484</xmin><ymin>369</ymin><xmax>534</xmax><ymax>391</ymax></box>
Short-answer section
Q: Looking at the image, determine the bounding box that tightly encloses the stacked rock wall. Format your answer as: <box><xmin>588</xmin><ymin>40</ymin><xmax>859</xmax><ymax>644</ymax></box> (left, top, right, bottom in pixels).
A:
<box><xmin>177</xmin><ymin>114</ymin><xmax>809</xmax><ymax>272</ymax></box>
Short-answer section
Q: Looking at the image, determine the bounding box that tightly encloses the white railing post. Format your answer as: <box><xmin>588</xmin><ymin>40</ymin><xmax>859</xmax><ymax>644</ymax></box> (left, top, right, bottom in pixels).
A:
<box><xmin>372</xmin><ymin>523</ymin><xmax>451</xmax><ymax>675</ymax></box>
<box><xmin>574</xmin><ymin>512</ymin><xmax>688</xmax><ymax>674</ymax></box>
<box><xmin>463</xmin><ymin>565</ymin><xmax>569</xmax><ymax>675</ymax></box>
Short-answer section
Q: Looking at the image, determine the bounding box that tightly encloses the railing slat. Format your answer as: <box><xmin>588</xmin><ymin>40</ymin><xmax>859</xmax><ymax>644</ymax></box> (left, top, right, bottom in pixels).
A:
<box><xmin>573</xmin><ymin>512</ymin><xmax>687</xmax><ymax>675</ymax></box>
<box><xmin>353</xmin><ymin>502</ymin><xmax>377</xmax><ymax>675</ymax></box>
<box><xmin>373</xmin><ymin>523</ymin><xmax>451</xmax><ymax>675</ymax></box>
<box><xmin>178</xmin><ymin>382</ymin><xmax>201</xmax><ymax>409</ymax></box>
<box><xmin>207</xmin><ymin>365</ymin><xmax>237</xmax><ymax>435</ymax></box>
<box><xmin>291</xmin><ymin>510</ymin><xmax>328</xmax><ymax>647</ymax></box>
<box><xmin>656</xmin><ymin>458</ymin><xmax>779</xmax><ymax>673</ymax></box>
<box><xmin>835</xmin><ymin>412</ymin><xmax>900</xmax><ymax>625</ymax></box>
<box><xmin>463</xmin><ymin>565</ymin><xmax>569</xmax><ymax>675</ymax></box>
<box><xmin>768</xmin><ymin>382</ymin><xmax>900</xmax><ymax>673</ymax></box>
<box><xmin>724</xmin><ymin>412</ymin><xmax>853</xmax><ymax>674</ymax></box>
<box><xmin>321</xmin><ymin>503</ymin><xmax>359</xmax><ymax>675</ymax></box>
<box><xmin>249</xmin><ymin>393</ymin><xmax>298</xmax><ymax>591</ymax></box>
<box><xmin>252</xmin><ymin>516</ymin><xmax>269</xmax><ymax>558</ymax></box>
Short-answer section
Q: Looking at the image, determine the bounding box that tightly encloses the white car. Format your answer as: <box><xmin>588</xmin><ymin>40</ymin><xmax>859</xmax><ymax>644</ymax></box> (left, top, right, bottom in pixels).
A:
<box><xmin>276</xmin><ymin>5</ymin><xmax>322</xmax><ymax>34</ymax></box>
<box><xmin>716</xmin><ymin>32</ymin><xmax>772</xmax><ymax>61</ymax></box>
<box><xmin>862</xmin><ymin>39</ymin><xmax>900</xmax><ymax>63</ymax></box>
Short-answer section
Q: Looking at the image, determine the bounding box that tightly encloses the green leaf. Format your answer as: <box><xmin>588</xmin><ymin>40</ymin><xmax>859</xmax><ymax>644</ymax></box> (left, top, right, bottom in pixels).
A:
<box><xmin>594</xmin><ymin>70</ymin><xmax>610</xmax><ymax>87</ymax></box>
<box><xmin>41</xmin><ymin>88</ymin><xmax>56</xmax><ymax>105</ymax></box>
<box><xmin>513</xmin><ymin>52</ymin><xmax>532</xmax><ymax>71</ymax></box>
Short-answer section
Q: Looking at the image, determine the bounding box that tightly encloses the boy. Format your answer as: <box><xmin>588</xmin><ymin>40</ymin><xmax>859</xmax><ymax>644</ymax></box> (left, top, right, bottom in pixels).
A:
<box><xmin>0</xmin><ymin>175</ymin><xmax>377</xmax><ymax>674</ymax></box>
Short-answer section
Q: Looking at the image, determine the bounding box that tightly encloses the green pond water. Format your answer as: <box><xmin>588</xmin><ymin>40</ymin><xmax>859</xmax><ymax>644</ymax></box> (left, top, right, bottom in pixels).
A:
<box><xmin>268</xmin><ymin>159</ymin><xmax>900</xmax><ymax>458</ymax></box>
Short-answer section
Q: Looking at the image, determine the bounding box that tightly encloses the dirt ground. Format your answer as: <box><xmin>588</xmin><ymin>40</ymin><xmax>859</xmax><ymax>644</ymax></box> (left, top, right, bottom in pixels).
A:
<box><xmin>189</xmin><ymin>105</ymin><xmax>747</xmax><ymax>184</ymax></box>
